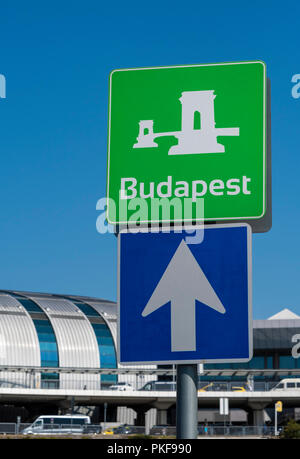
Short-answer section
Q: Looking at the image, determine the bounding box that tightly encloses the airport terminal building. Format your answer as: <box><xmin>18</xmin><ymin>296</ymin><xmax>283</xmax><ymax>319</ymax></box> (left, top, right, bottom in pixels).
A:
<box><xmin>0</xmin><ymin>289</ymin><xmax>299</xmax><ymax>426</ymax></box>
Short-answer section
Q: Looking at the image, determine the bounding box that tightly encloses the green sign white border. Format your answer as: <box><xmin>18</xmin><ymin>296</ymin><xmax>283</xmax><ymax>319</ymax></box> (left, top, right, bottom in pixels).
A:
<box><xmin>106</xmin><ymin>60</ymin><xmax>267</xmax><ymax>225</ymax></box>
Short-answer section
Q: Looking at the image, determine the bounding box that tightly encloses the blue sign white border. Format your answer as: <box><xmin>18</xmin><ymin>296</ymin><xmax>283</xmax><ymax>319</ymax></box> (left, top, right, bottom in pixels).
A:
<box><xmin>117</xmin><ymin>223</ymin><xmax>253</xmax><ymax>366</ymax></box>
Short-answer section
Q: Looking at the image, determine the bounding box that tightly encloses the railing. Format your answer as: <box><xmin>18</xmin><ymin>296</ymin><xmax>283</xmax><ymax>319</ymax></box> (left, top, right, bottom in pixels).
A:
<box><xmin>0</xmin><ymin>377</ymin><xmax>282</xmax><ymax>391</ymax></box>
<box><xmin>197</xmin><ymin>425</ymin><xmax>276</xmax><ymax>437</ymax></box>
<box><xmin>0</xmin><ymin>365</ymin><xmax>299</xmax><ymax>391</ymax></box>
<box><xmin>0</xmin><ymin>423</ymin><xmax>278</xmax><ymax>437</ymax></box>
<box><xmin>0</xmin><ymin>423</ymin><xmax>31</xmax><ymax>434</ymax></box>
<box><xmin>197</xmin><ymin>381</ymin><xmax>278</xmax><ymax>392</ymax></box>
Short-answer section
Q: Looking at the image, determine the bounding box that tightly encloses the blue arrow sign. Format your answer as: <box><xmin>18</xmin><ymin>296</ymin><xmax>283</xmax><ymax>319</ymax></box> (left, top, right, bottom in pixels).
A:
<box><xmin>118</xmin><ymin>224</ymin><xmax>252</xmax><ymax>365</ymax></box>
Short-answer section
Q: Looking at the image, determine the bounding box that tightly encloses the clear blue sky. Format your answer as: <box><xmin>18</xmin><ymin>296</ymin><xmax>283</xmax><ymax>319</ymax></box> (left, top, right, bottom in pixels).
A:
<box><xmin>0</xmin><ymin>1</ymin><xmax>299</xmax><ymax>319</ymax></box>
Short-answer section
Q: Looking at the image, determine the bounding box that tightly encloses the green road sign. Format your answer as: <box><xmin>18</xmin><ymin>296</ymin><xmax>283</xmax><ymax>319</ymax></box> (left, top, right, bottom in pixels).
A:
<box><xmin>107</xmin><ymin>61</ymin><xmax>267</xmax><ymax>224</ymax></box>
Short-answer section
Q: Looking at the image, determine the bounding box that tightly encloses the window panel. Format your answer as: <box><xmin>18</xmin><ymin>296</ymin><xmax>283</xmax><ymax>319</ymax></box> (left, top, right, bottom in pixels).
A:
<box><xmin>73</xmin><ymin>302</ymin><xmax>99</xmax><ymax>317</ymax></box>
<box><xmin>33</xmin><ymin>319</ymin><xmax>59</xmax><ymax>368</ymax></box>
<box><xmin>13</xmin><ymin>297</ymin><xmax>43</xmax><ymax>313</ymax></box>
<box><xmin>92</xmin><ymin>323</ymin><xmax>117</xmax><ymax>385</ymax></box>
<box><xmin>279</xmin><ymin>355</ymin><xmax>296</xmax><ymax>369</ymax></box>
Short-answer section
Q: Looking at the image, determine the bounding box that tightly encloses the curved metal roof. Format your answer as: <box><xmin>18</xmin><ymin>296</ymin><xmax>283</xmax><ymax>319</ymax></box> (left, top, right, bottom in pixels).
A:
<box><xmin>85</xmin><ymin>301</ymin><xmax>117</xmax><ymax>343</ymax></box>
<box><xmin>29</xmin><ymin>297</ymin><xmax>100</xmax><ymax>369</ymax></box>
<box><xmin>0</xmin><ymin>290</ymin><xmax>117</xmax><ymax>385</ymax></box>
<box><xmin>0</xmin><ymin>294</ymin><xmax>40</xmax><ymax>367</ymax></box>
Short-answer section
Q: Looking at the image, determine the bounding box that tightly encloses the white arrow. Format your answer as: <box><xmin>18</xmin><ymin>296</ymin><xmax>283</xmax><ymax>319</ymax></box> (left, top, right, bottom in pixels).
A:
<box><xmin>141</xmin><ymin>240</ymin><xmax>226</xmax><ymax>352</ymax></box>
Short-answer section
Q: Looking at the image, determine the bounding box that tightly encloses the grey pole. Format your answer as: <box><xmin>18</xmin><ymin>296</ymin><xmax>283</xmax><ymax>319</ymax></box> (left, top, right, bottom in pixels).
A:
<box><xmin>176</xmin><ymin>364</ymin><xmax>198</xmax><ymax>439</ymax></box>
<box><xmin>104</xmin><ymin>402</ymin><xmax>108</xmax><ymax>431</ymax></box>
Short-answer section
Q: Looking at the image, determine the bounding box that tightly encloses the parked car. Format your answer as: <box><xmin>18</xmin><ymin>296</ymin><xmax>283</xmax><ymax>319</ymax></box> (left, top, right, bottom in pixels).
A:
<box><xmin>103</xmin><ymin>428</ymin><xmax>114</xmax><ymax>435</ymax></box>
<box><xmin>231</xmin><ymin>386</ymin><xmax>247</xmax><ymax>392</ymax></box>
<box><xmin>109</xmin><ymin>382</ymin><xmax>134</xmax><ymax>391</ymax></box>
<box><xmin>113</xmin><ymin>424</ymin><xmax>135</xmax><ymax>434</ymax></box>
<box><xmin>150</xmin><ymin>425</ymin><xmax>176</xmax><ymax>436</ymax></box>
<box><xmin>139</xmin><ymin>381</ymin><xmax>176</xmax><ymax>391</ymax></box>
<box><xmin>83</xmin><ymin>424</ymin><xmax>102</xmax><ymax>434</ymax></box>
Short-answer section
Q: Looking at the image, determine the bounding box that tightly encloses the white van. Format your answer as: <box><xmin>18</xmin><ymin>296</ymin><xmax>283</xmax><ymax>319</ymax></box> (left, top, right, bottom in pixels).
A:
<box><xmin>139</xmin><ymin>381</ymin><xmax>176</xmax><ymax>391</ymax></box>
<box><xmin>22</xmin><ymin>415</ymin><xmax>93</xmax><ymax>435</ymax></box>
<box><xmin>271</xmin><ymin>378</ymin><xmax>300</xmax><ymax>390</ymax></box>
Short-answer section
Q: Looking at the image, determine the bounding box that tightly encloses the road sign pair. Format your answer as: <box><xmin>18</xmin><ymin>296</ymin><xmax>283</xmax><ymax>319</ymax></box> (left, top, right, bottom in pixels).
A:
<box><xmin>108</xmin><ymin>61</ymin><xmax>268</xmax><ymax>365</ymax></box>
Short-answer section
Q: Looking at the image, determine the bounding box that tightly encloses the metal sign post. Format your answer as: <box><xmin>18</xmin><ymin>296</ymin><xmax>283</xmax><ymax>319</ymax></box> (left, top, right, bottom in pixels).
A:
<box><xmin>176</xmin><ymin>364</ymin><xmax>198</xmax><ymax>439</ymax></box>
<box><xmin>275</xmin><ymin>401</ymin><xmax>282</xmax><ymax>436</ymax></box>
<box><xmin>220</xmin><ymin>397</ymin><xmax>229</xmax><ymax>433</ymax></box>
<box><xmin>104</xmin><ymin>402</ymin><xmax>108</xmax><ymax>431</ymax></box>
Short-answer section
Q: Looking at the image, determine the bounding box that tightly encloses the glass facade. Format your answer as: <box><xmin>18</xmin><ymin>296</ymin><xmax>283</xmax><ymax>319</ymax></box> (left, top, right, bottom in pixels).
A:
<box><xmin>92</xmin><ymin>323</ymin><xmax>117</xmax><ymax>384</ymax></box>
<box><xmin>12</xmin><ymin>296</ymin><xmax>118</xmax><ymax>387</ymax></box>
<box><xmin>206</xmin><ymin>357</ymin><xmax>266</xmax><ymax>371</ymax></box>
<box><xmin>266</xmin><ymin>356</ymin><xmax>273</xmax><ymax>368</ymax></box>
<box><xmin>14</xmin><ymin>296</ymin><xmax>60</xmax><ymax>387</ymax></box>
<box><xmin>14</xmin><ymin>297</ymin><xmax>43</xmax><ymax>314</ymax></box>
<box><xmin>33</xmin><ymin>319</ymin><xmax>59</xmax><ymax>387</ymax></box>
<box><xmin>73</xmin><ymin>302</ymin><xmax>99</xmax><ymax>317</ymax></box>
<box><xmin>74</xmin><ymin>302</ymin><xmax>117</xmax><ymax>386</ymax></box>
<box><xmin>279</xmin><ymin>355</ymin><xmax>300</xmax><ymax>369</ymax></box>
<box><xmin>33</xmin><ymin>320</ymin><xmax>59</xmax><ymax>368</ymax></box>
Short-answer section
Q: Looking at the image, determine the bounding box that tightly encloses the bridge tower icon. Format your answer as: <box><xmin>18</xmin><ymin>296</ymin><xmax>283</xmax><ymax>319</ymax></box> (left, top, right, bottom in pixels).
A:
<box><xmin>133</xmin><ymin>90</ymin><xmax>239</xmax><ymax>155</ymax></box>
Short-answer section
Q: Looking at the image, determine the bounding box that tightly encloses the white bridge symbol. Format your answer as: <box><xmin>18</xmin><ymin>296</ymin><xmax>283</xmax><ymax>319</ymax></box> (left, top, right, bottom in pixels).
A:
<box><xmin>133</xmin><ymin>90</ymin><xmax>239</xmax><ymax>155</ymax></box>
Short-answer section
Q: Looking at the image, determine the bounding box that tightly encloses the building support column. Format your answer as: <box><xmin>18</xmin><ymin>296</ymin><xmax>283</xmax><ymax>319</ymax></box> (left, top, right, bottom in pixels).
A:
<box><xmin>157</xmin><ymin>409</ymin><xmax>168</xmax><ymax>425</ymax></box>
<box><xmin>132</xmin><ymin>405</ymin><xmax>150</xmax><ymax>429</ymax></box>
<box><xmin>248</xmin><ymin>402</ymin><xmax>268</xmax><ymax>431</ymax></box>
<box><xmin>251</xmin><ymin>409</ymin><xmax>265</xmax><ymax>427</ymax></box>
